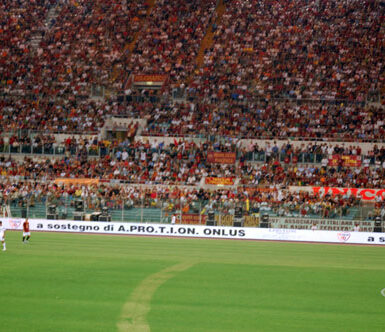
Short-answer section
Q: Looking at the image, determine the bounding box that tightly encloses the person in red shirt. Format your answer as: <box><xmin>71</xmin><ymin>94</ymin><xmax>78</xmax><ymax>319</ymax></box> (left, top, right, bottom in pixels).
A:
<box><xmin>22</xmin><ymin>218</ymin><xmax>31</xmax><ymax>243</ymax></box>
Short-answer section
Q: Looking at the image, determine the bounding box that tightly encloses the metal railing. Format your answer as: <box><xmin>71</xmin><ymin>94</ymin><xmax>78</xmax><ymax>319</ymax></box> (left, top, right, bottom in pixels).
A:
<box><xmin>0</xmin><ymin>144</ymin><xmax>100</xmax><ymax>157</ymax></box>
<box><xmin>2</xmin><ymin>144</ymin><xmax>383</xmax><ymax>168</ymax></box>
<box><xmin>4</xmin><ymin>196</ymin><xmax>380</xmax><ymax>228</ymax></box>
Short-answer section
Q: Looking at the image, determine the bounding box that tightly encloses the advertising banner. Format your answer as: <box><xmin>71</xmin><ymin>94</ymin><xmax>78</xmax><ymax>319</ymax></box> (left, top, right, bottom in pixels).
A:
<box><xmin>180</xmin><ymin>214</ymin><xmax>206</xmax><ymax>225</ymax></box>
<box><xmin>133</xmin><ymin>74</ymin><xmax>167</xmax><ymax>83</ymax></box>
<box><xmin>1</xmin><ymin>218</ymin><xmax>384</xmax><ymax>245</ymax></box>
<box><xmin>328</xmin><ymin>155</ymin><xmax>362</xmax><ymax>167</ymax></box>
<box><xmin>269</xmin><ymin>217</ymin><xmax>374</xmax><ymax>232</ymax></box>
<box><xmin>289</xmin><ymin>186</ymin><xmax>385</xmax><ymax>201</ymax></box>
<box><xmin>207</xmin><ymin>152</ymin><xmax>236</xmax><ymax>164</ymax></box>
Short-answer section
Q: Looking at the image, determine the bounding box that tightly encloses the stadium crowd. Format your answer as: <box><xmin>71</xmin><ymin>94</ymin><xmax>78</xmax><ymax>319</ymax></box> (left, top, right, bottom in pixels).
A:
<box><xmin>0</xmin><ymin>138</ymin><xmax>384</xmax><ymax>189</ymax></box>
<box><xmin>238</xmin><ymin>160</ymin><xmax>385</xmax><ymax>188</ymax></box>
<box><xmin>0</xmin><ymin>0</ymin><xmax>384</xmax><ymax>142</ymax></box>
<box><xmin>142</xmin><ymin>100</ymin><xmax>385</xmax><ymax>140</ymax></box>
<box><xmin>3</xmin><ymin>0</ymin><xmax>383</xmax><ymax>101</ymax></box>
<box><xmin>1</xmin><ymin>0</ymin><xmax>148</xmax><ymax>97</ymax></box>
<box><xmin>1</xmin><ymin>180</ymin><xmax>376</xmax><ymax>220</ymax></box>
<box><xmin>242</xmin><ymin>141</ymin><xmax>385</xmax><ymax>165</ymax></box>
<box><xmin>192</xmin><ymin>0</ymin><xmax>385</xmax><ymax>101</ymax></box>
<box><xmin>0</xmin><ymin>0</ymin><xmax>49</xmax><ymax>94</ymax></box>
<box><xmin>128</xmin><ymin>0</ymin><xmax>216</xmax><ymax>86</ymax></box>
<box><xmin>0</xmin><ymin>98</ymin><xmax>111</xmax><ymax>133</ymax></box>
<box><xmin>1</xmin><ymin>96</ymin><xmax>383</xmax><ymax>140</ymax></box>
<box><xmin>0</xmin><ymin>140</ymin><xmax>235</xmax><ymax>185</ymax></box>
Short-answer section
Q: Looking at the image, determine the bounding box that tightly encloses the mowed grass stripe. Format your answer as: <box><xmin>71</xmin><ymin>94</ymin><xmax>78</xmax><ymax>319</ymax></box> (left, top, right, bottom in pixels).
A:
<box><xmin>0</xmin><ymin>232</ymin><xmax>172</xmax><ymax>332</ymax></box>
<box><xmin>1</xmin><ymin>231</ymin><xmax>385</xmax><ymax>332</ymax></box>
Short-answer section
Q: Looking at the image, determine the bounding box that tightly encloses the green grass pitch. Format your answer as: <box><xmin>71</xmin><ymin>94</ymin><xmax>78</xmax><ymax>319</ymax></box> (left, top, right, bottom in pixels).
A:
<box><xmin>1</xmin><ymin>231</ymin><xmax>385</xmax><ymax>332</ymax></box>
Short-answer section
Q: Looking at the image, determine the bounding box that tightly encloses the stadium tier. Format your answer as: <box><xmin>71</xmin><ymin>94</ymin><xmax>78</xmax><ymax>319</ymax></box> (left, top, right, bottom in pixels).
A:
<box><xmin>139</xmin><ymin>101</ymin><xmax>385</xmax><ymax>140</ymax></box>
<box><xmin>0</xmin><ymin>140</ymin><xmax>384</xmax><ymax>185</ymax></box>
<box><xmin>128</xmin><ymin>0</ymin><xmax>216</xmax><ymax>85</ymax></box>
<box><xmin>2</xmin><ymin>182</ymin><xmax>383</xmax><ymax>228</ymax></box>
<box><xmin>192</xmin><ymin>0</ymin><xmax>385</xmax><ymax>101</ymax></box>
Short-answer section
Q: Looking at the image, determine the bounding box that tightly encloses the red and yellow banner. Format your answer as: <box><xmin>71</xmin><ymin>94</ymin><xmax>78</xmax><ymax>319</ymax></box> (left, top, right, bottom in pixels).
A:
<box><xmin>205</xmin><ymin>177</ymin><xmax>235</xmax><ymax>186</ymax></box>
<box><xmin>54</xmin><ymin>178</ymin><xmax>99</xmax><ymax>185</ymax></box>
<box><xmin>180</xmin><ymin>214</ymin><xmax>207</xmax><ymax>225</ymax></box>
<box><xmin>244</xmin><ymin>187</ymin><xmax>277</xmax><ymax>193</ymax></box>
<box><xmin>207</xmin><ymin>152</ymin><xmax>236</xmax><ymax>164</ymax></box>
<box><xmin>312</xmin><ymin>186</ymin><xmax>385</xmax><ymax>201</ymax></box>
<box><xmin>328</xmin><ymin>155</ymin><xmax>361</xmax><ymax>167</ymax></box>
<box><xmin>290</xmin><ymin>186</ymin><xmax>385</xmax><ymax>202</ymax></box>
<box><xmin>133</xmin><ymin>74</ymin><xmax>167</xmax><ymax>83</ymax></box>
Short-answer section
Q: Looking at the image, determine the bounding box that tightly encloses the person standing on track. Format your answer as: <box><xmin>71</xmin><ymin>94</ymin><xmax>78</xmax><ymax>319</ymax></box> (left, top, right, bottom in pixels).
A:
<box><xmin>0</xmin><ymin>221</ymin><xmax>6</xmax><ymax>251</ymax></box>
<box><xmin>22</xmin><ymin>218</ymin><xmax>31</xmax><ymax>243</ymax></box>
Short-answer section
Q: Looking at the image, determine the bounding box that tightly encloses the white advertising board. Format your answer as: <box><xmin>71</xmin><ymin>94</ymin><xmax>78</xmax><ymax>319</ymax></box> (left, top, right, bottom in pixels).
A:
<box><xmin>1</xmin><ymin>218</ymin><xmax>384</xmax><ymax>245</ymax></box>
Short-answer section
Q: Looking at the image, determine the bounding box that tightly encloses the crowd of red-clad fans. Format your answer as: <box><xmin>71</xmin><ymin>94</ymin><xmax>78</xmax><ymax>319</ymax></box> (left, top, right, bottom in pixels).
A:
<box><xmin>1</xmin><ymin>0</ymin><xmax>148</xmax><ymax>97</ymax></box>
<box><xmin>0</xmin><ymin>0</ymin><xmax>384</xmax><ymax>138</ymax></box>
<box><xmin>141</xmin><ymin>100</ymin><xmax>385</xmax><ymax>140</ymax></box>
<box><xmin>2</xmin><ymin>0</ymin><xmax>383</xmax><ymax>100</ymax></box>
<box><xmin>192</xmin><ymin>0</ymin><xmax>385</xmax><ymax>102</ymax></box>
<box><xmin>0</xmin><ymin>0</ymin><xmax>49</xmax><ymax>93</ymax></box>
<box><xmin>1</xmin><ymin>180</ymin><xmax>384</xmax><ymax>220</ymax></box>
<box><xmin>0</xmin><ymin>98</ymin><xmax>110</xmax><ymax>133</ymax></box>
<box><xmin>128</xmin><ymin>0</ymin><xmax>216</xmax><ymax>86</ymax></box>
<box><xmin>0</xmin><ymin>139</ymin><xmax>384</xmax><ymax>189</ymax></box>
<box><xmin>34</xmin><ymin>0</ymin><xmax>148</xmax><ymax>97</ymax></box>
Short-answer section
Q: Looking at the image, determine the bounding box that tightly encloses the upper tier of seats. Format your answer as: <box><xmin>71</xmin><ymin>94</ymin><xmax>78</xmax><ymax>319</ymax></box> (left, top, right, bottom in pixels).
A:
<box><xmin>192</xmin><ymin>0</ymin><xmax>385</xmax><ymax>101</ymax></box>
<box><xmin>128</xmin><ymin>0</ymin><xmax>216</xmax><ymax>86</ymax></box>
<box><xmin>0</xmin><ymin>0</ymin><xmax>49</xmax><ymax>91</ymax></box>
<box><xmin>141</xmin><ymin>100</ymin><xmax>385</xmax><ymax>140</ymax></box>
<box><xmin>0</xmin><ymin>0</ymin><xmax>384</xmax><ymax>140</ymax></box>
<box><xmin>1</xmin><ymin>0</ymin><xmax>148</xmax><ymax>97</ymax></box>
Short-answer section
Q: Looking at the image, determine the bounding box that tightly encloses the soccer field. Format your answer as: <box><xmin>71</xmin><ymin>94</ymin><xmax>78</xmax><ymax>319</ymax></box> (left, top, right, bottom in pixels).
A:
<box><xmin>1</xmin><ymin>231</ymin><xmax>385</xmax><ymax>332</ymax></box>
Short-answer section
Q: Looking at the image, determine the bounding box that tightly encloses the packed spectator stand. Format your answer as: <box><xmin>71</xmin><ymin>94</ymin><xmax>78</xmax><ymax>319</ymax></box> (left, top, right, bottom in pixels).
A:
<box><xmin>0</xmin><ymin>139</ymin><xmax>384</xmax><ymax>186</ymax></box>
<box><xmin>0</xmin><ymin>0</ymin><xmax>49</xmax><ymax>94</ymax></box>
<box><xmin>2</xmin><ymin>179</ymin><xmax>382</xmax><ymax>225</ymax></box>
<box><xmin>128</xmin><ymin>0</ymin><xmax>216</xmax><ymax>86</ymax></box>
<box><xmin>0</xmin><ymin>0</ymin><xmax>384</xmax><ymax>229</ymax></box>
<box><xmin>140</xmin><ymin>100</ymin><xmax>385</xmax><ymax>140</ymax></box>
<box><xmin>192</xmin><ymin>0</ymin><xmax>385</xmax><ymax>102</ymax></box>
